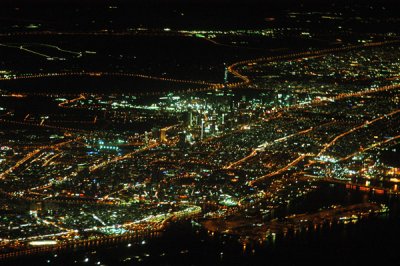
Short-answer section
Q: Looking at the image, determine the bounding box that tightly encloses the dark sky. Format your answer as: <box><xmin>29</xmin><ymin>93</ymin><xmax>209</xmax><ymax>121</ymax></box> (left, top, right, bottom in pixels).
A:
<box><xmin>1</xmin><ymin>0</ymin><xmax>397</xmax><ymax>4</ymax></box>
<box><xmin>2</xmin><ymin>0</ymin><xmax>398</xmax><ymax>12</ymax></box>
<box><xmin>2</xmin><ymin>0</ymin><xmax>397</xmax><ymax>15</ymax></box>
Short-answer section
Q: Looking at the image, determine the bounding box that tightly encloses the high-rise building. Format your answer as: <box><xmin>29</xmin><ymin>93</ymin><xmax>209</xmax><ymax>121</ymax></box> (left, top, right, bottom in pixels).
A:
<box><xmin>224</xmin><ymin>63</ymin><xmax>229</xmax><ymax>84</ymax></box>
<box><xmin>160</xmin><ymin>128</ymin><xmax>167</xmax><ymax>142</ymax></box>
<box><xmin>184</xmin><ymin>111</ymin><xmax>193</xmax><ymax>127</ymax></box>
<box><xmin>144</xmin><ymin>131</ymin><xmax>149</xmax><ymax>144</ymax></box>
<box><xmin>200</xmin><ymin>119</ymin><xmax>204</xmax><ymax>140</ymax></box>
<box><xmin>152</xmin><ymin>127</ymin><xmax>160</xmax><ymax>140</ymax></box>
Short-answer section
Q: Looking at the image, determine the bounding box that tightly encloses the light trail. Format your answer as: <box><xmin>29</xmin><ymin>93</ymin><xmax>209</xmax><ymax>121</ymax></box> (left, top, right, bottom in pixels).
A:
<box><xmin>42</xmin><ymin>152</ymin><xmax>61</xmax><ymax>167</ymax></box>
<box><xmin>249</xmin><ymin>154</ymin><xmax>308</xmax><ymax>186</ymax></box>
<box><xmin>58</xmin><ymin>94</ymin><xmax>86</xmax><ymax>108</ymax></box>
<box><xmin>0</xmin><ymin>42</ymin><xmax>83</xmax><ymax>58</ymax></box>
<box><xmin>0</xmin><ymin>71</ymin><xmax>217</xmax><ymax>86</ymax></box>
<box><xmin>316</xmin><ymin>108</ymin><xmax>400</xmax><ymax>157</ymax></box>
<box><xmin>0</xmin><ymin>149</ymin><xmax>41</xmax><ymax>179</ymax></box>
<box><xmin>89</xmin><ymin>142</ymin><xmax>159</xmax><ymax>172</ymax></box>
<box><xmin>256</xmin><ymin>126</ymin><xmax>315</xmax><ymax>151</ymax></box>
<box><xmin>224</xmin><ymin>120</ymin><xmax>336</xmax><ymax>170</ymax></box>
<box><xmin>0</xmin><ymin>138</ymin><xmax>76</xmax><ymax>179</ymax></box>
<box><xmin>0</xmin><ymin>43</ymin><xmax>50</xmax><ymax>58</ymax></box>
<box><xmin>32</xmin><ymin>43</ymin><xmax>82</xmax><ymax>56</ymax></box>
<box><xmin>89</xmin><ymin>124</ymin><xmax>179</xmax><ymax>172</ymax></box>
<box><xmin>338</xmin><ymin>134</ymin><xmax>400</xmax><ymax>162</ymax></box>
<box><xmin>225</xmin><ymin>40</ymin><xmax>400</xmax><ymax>89</ymax></box>
<box><xmin>224</xmin><ymin>150</ymin><xmax>258</xmax><ymax>169</ymax></box>
<box><xmin>0</xmin><ymin>119</ymin><xmax>89</xmax><ymax>133</ymax></box>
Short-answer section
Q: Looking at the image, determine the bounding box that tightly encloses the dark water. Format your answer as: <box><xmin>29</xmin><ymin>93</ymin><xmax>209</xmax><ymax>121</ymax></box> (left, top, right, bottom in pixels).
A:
<box><xmin>5</xmin><ymin>183</ymin><xmax>400</xmax><ymax>266</ymax></box>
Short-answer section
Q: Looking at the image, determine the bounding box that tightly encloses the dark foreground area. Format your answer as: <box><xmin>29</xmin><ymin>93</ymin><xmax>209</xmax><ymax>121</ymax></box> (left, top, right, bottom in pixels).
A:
<box><xmin>5</xmin><ymin>184</ymin><xmax>400</xmax><ymax>266</ymax></box>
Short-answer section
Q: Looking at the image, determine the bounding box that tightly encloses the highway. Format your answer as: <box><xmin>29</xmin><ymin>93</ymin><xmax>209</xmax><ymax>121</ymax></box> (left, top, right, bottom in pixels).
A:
<box><xmin>58</xmin><ymin>93</ymin><xmax>86</xmax><ymax>108</ymax></box>
<box><xmin>89</xmin><ymin>142</ymin><xmax>159</xmax><ymax>172</ymax></box>
<box><xmin>248</xmin><ymin>107</ymin><xmax>400</xmax><ymax>186</ymax></box>
<box><xmin>0</xmin><ymin>138</ymin><xmax>76</xmax><ymax>180</ymax></box>
<box><xmin>338</xmin><ymin>133</ymin><xmax>400</xmax><ymax>162</ymax></box>
<box><xmin>249</xmin><ymin>154</ymin><xmax>308</xmax><ymax>186</ymax></box>
<box><xmin>0</xmin><ymin>42</ymin><xmax>83</xmax><ymax>59</ymax></box>
<box><xmin>316</xmin><ymin>108</ymin><xmax>400</xmax><ymax>157</ymax></box>
<box><xmin>89</xmin><ymin>124</ymin><xmax>179</xmax><ymax>172</ymax></box>
<box><xmin>2</xmin><ymin>39</ymin><xmax>398</xmax><ymax>100</ymax></box>
<box><xmin>225</xmin><ymin>40</ymin><xmax>400</xmax><ymax>89</ymax></box>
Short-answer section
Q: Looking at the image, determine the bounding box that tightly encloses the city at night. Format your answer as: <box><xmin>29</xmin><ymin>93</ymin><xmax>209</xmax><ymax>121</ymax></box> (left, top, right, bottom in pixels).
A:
<box><xmin>0</xmin><ymin>0</ymin><xmax>400</xmax><ymax>265</ymax></box>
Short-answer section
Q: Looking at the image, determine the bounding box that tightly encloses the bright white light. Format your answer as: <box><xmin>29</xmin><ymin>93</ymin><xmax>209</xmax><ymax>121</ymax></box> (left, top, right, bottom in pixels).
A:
<box><xmin>29</xmin><ymin>240</ymin><xmax>57</xmax><ymax>246</ymax></box>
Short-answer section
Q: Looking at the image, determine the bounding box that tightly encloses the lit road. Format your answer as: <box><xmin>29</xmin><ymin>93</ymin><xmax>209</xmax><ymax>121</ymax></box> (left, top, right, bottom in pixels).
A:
<box><xmin>223</xmin><ymin>120</ymin><xmax>336</xmax><ymax>170</ymax></box>
<box><xmin>89</xmin><ymin>124</ymin><xmax>179</xmax><ymax>172</ymax></box>
<box><xmin>224</xmin><ymin>150</ymin><xmax>258</xmax><ymax>169</ymax></box>
<box><xmin>58</xmin><ymin>93</ymin><xmax>86</xmax><ymax>108</ymax></box>
<box><xmin>316</xmin><ymin>108</ymin><xmax>400</xmax><ymax>157</ymax></box>
<box><xmin>0</xmin><ymin>138</ymin><xmax>76</xmax><ymax>180</ymax></box>
<box><xmin>249</xmin><ymin>154</ymin><xmax>308</xmax><ymax>186</ymax></box>
<box><xmin>338</xmin><ymin>133</ymin><xmax>400</xmax><ymax>162</ymax></box>
<box><xmin>226</xmin><ymin>40</ymin><xmax>400</xmax><ymax>89</ymax></box>
<box><xmin>89</xmin><ymin>141</ymin><xmax>159</xmax><ymax>172</ymax></box>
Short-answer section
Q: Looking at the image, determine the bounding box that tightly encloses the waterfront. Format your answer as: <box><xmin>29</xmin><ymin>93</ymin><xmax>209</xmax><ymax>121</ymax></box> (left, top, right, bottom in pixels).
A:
<box><xmin>4</xmin><ymin>183</ymin><xmax>400</xmax><ymax>265</ymax></box>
